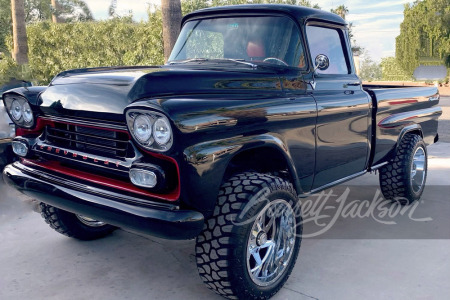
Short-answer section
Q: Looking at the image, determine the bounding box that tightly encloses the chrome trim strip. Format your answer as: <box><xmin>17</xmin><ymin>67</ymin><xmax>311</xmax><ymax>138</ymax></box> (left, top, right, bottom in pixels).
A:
<box><xmin>308</xmin><ymin>170</ymin><xmax>366</xmax><ymax>194</ymax></box>
<box><xmin>378</xmin><ymin>106</ymin><xmax>442</xmax><ymax>127</ymax></box>
<box><xmin>370</xmin><ymin>161</ymin><xmax>388</xmax><ymax>171</ymax></box>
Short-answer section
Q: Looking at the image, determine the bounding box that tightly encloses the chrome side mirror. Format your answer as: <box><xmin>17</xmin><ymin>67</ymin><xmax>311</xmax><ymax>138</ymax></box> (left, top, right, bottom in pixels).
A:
<box><xmin>314</xmin><ymin>54</ymin><xmax>329</xmax><ymax>71</ymax></box>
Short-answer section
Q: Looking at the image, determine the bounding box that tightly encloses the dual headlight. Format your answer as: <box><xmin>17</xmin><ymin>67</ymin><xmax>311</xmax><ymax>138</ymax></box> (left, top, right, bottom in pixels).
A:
<box><xmin>126</xmin><ymin>110</ymin><xmax>173</xmax><ymax>152</ymax></box>
<box><xmin>3</xmin><ymin>94</ymin><xmax>34</xmax><ymax>128</ymax></box>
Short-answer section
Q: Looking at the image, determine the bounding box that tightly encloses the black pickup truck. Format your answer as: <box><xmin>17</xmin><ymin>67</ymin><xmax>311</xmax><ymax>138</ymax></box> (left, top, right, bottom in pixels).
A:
<box><xmin>2</xmin><ymin>4</ymin><xmax>442</xmax><ymax>300</ymax></box>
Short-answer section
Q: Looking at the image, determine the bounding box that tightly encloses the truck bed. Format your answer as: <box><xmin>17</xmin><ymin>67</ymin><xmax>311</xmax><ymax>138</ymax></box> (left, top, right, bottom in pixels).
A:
<box><xmin>363</xmin><ymin>85</ymin><xmax>441</xmax><ymax>167</ymax></box>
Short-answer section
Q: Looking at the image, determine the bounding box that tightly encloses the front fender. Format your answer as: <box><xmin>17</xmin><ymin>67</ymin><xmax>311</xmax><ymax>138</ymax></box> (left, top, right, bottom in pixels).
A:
<box><xmin>180</xmin><ymin>133</ymin><xmax>300</xmax><ymax>216</ymax></box>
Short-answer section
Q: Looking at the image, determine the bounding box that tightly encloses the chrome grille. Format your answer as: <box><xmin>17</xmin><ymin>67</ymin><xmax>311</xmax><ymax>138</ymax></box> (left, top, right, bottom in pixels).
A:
<box><xmin>46</xmin><ymin>122</ymin><xmax>129</xmax><ymax>158</ymax></box>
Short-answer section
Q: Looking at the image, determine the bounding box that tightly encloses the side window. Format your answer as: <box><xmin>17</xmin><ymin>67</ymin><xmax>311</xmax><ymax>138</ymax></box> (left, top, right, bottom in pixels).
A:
<box><xmin>306</xmin><ymin>25</ymin><xmax>349</xmax><ymax>75</ymax></box>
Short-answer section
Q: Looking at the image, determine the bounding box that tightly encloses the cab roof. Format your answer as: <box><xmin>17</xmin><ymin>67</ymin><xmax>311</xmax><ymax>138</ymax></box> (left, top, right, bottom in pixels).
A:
<box><xmin>182</xmin><ymin>4</ymin><xmax>347</xmax><ymax>27</ymax></box>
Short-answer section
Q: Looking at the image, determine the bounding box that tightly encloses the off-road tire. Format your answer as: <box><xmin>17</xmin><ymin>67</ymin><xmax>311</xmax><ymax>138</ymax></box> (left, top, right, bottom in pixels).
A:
<box><xmin>40</xmin><ymin>203</ymin><xmax>116</xmax><ymax>240</ymax></box>
<box><xmin>195</xmin><ymin>173</ymin><xmax>302</xmax><ymax>299</ymax></box>
<box><xmin>379</xmin><ymin>134</ymin><xmax>427</xmax><ymax>205</ymax></box>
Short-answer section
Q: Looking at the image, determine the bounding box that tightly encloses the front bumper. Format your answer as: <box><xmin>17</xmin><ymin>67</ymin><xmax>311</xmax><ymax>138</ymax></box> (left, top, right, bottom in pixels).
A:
<box><xmin>3</xmin><ymin>162</ymin><xmax>204</xmax><ymax>240</ymax></box>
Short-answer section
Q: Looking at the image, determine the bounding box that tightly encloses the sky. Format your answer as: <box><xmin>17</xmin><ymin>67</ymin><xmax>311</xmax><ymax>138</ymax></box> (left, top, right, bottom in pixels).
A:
<box><xmin>83</xmin><ymin>0</ymin><xmax>413</xmax><ymax>62</ymax></box>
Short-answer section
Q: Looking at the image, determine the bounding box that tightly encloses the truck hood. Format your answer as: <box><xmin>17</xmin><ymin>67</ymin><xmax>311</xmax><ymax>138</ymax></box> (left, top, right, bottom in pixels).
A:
<box><xmin>38</xmin><ymin>65</ymin><xmax>283</xmax><ymax>122</ymax></box>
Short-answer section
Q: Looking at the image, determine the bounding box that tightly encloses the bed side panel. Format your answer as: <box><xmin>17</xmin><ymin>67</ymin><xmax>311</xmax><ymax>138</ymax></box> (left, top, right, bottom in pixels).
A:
<box><xmin>368</xmin><ymin>87</ymin><xmax>441</xmax><ymax>166</ymax></box>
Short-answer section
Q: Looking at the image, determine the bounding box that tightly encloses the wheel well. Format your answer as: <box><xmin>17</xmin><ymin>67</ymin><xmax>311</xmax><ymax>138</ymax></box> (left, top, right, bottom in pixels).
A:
<box><xmin>398</xmin><ymin>129</ymin><xmax>423</xmax><ymax>148</ymax></box>
<box><xmin>404</xmin><ymin>129</ymin><xmax>423</xmax><ymax>139</ymax></box>
<box><xmin>388</xmin><ymin>129</ymin><xmax>424</xmax><ymax>161</ymax></box>
<box><xmin>223</xmin><ymin>147</ymin><xmax>294</xmax><ymax>184</ymax></box>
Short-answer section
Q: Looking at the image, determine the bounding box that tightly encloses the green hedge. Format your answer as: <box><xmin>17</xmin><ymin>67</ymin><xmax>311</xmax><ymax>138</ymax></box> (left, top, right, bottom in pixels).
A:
<box><xmin>1</xmin><ymin>14</ymin><xmax>164</xmax><ymax>85</ymax></box>
<box><xmin>380</xmin><ymin>57</ymin><xmax>412</xmax><ymax>81</ymax></box>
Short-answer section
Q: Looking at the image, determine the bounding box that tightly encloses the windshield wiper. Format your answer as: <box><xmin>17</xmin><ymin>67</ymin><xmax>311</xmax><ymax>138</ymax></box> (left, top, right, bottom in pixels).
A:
<box><xmin>169</xmin><ymin>58</ymin><xmax>208</xmax><ymax>64</ymax></box>
<box><xmin>215</xmin><ymin>58</ymin><xmax>258</xmax><ymax>69</ymax></box>
<box><xmin>169</xmin><ymin>58</ymin><xmax>257</xmax><ymax>69</ymax></box>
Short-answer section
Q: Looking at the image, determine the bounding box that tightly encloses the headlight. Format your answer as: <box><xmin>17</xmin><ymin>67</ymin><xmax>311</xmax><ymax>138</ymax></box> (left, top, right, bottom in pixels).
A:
<box><xmin>153</xmin><ymin>118</ymin><xmax>172</xmax><ymax>145</ymax></box>
<box><xmin>133</xmin><ymin>114</ymin><xmax>152</xmax><ymax>143</ymax></box>
<box><xmin>11</xmin><ymin>100</ymin><xmax>22</xmax><ymax>121</ymax></box>
<box><xmin>126</xmin><ymin>109</ymin><xmax>173</xmax><ymax>152</ymax></box>
<box><xmin>22</xmin><ymin>101</ymin><xmax>34</xmax><ymax>124</ymax></box>
<box><xmin>3</xmin><ymin>94</ymin><xmax>35</xmax><ymax>128</ymax></box>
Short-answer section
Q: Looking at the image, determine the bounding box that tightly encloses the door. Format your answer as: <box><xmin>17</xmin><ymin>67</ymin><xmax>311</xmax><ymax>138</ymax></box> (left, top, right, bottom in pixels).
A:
<box><xmin>305</xmin><ymin>24</ymin><xmax>371</xmax><ymax>190</ymax></box>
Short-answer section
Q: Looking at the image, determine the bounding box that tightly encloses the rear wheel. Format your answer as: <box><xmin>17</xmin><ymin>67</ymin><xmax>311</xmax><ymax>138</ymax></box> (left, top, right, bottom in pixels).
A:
<box><xmin>196</xmin><ymin>173</ymin><xmax>302</xmax><ymax>299</ymax></box>
<box><xmin>379</xmin><ymin>134</ymin><xmax>428</xmax><ymax>205</ymax></box>
<box><xmin>40</xmin><ymin>203</ymin><xmax>116</xmax><ymax>240</ymax></box>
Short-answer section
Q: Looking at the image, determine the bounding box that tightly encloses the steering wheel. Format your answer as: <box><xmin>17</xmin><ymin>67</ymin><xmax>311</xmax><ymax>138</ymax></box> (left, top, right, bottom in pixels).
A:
<box><xmin>263</xmin><ymin>57</ymin><xmax>288</xmax><ymax>66</ymax></box>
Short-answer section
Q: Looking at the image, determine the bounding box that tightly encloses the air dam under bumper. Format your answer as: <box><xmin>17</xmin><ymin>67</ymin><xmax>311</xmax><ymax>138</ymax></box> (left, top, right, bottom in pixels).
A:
<box><xmin>3</xmin><ymin>162</ymin><xmax>204</xmax><ymax>240</ymax></box>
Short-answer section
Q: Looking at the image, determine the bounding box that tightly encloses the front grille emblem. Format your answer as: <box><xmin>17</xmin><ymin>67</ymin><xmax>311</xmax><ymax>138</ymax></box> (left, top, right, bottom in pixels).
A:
<box><xmin>37</xmin><ymin>144</ymin><xmax>125</xmax><ymax>169</ymax></box>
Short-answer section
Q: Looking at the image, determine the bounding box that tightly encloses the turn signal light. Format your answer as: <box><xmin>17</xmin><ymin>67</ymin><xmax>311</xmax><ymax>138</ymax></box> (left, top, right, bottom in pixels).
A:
<box><xmin>12</xmin><ymin>140</ymin><xmax>29</xmax><ymax>157</ymax></box>
<box><xmin>130</xmin><ymin>169</ymin><xmax>158</xmax><ymax>188</ymax></box>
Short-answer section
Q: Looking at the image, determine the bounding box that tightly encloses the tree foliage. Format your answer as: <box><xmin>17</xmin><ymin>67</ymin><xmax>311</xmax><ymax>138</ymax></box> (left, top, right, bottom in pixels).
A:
<box><xmin>330</xmin><ymin>4</ymin><xmax>348</xmax><ymax>18</ymax></box>
<box><xmin>396</xmin><ymin>0</ymin><xmax>450</xmax><ymax>76</ymax></box>
<box><xmin>0</xmin><ymin>0</ymin><xmax>12</xmax><ymax>54</ymax></box>
<box><xmin>51</xmin><ymin>0</ymin><xmax>94</xmax><ymax>23</ymax></box>
<box><xmin>1</xmin><ymin>0</ymin><xmax>93</xmax><ymax>53</ymax></box>
<box><xmin>359</xmin><ymin>52</ymin><xmax>381</xmax><ymax>81</ymax></box>
<box><xmin>380</xmin><ymin>57</ymin><xmax>412</xmax><ymax>81</ymax></box>
<box><xmin>1</xmin><ymin>16</ymin><xmax>164</xmax><ymax>85</ymax></box>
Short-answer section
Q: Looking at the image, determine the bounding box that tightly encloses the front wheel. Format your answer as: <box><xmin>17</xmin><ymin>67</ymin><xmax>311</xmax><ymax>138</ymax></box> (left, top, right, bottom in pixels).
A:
<box><xmin>379</xmin><ymin>134</ymin><xmax>428</xmax><ymax>205</ymax></box>
<box><xmin>196</xmin><ymin>173</ymin><xmax>302</xmax><ymax>299</ymax></box>
<box><xmin>40</xmin><ymin>203</ymin><xmax>116</xmax><ymax>240</ymax></box>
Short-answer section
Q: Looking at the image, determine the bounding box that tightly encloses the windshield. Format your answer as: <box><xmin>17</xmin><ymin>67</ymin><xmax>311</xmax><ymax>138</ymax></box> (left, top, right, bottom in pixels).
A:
<box><xmin>168</xmin><ymin>16</ymin><xmax>305</xmax><ymax>68</ymax></box>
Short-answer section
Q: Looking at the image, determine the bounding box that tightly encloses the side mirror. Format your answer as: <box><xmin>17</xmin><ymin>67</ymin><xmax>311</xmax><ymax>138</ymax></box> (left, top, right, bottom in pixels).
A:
<box><xmin>314</xmin><ymin>54</ymin><xmax>330</xmax><ymax>71</ymax></box>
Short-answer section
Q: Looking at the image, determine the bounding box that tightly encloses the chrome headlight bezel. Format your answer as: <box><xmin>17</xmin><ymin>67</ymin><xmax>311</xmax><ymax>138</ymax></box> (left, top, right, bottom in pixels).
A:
<box><xmin>126</xmin><ymin>109</ymin><xmax>173</xmax><ymax>152</ymax></box>
<box><xmin>3</xmin><ymin>94</ymin><xmax>35</xmax><ymax>128</ymax></box>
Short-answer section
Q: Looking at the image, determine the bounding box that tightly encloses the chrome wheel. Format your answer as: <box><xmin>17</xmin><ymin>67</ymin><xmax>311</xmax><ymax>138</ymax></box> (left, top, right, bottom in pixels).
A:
<box><xmin>247</xmin><ymin>199</ymin><xmax>296</xmax><ymax>286</ymax></box>
<box><xmin>76</xmin><ymin>215</ymin><xmax>106</xmax><ymax>227</ymax></box>
<box><xmin>411</xmin><ymin>146</ymin><xmax>426</xmax><ymax>193</ymax></box>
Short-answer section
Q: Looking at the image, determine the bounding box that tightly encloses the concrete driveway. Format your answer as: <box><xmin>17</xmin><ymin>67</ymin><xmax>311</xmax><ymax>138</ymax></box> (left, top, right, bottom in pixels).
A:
<box><xmin>1</xmin><ymin>97</ymin><xmax>449</xmax><ymax>300</ymax></box>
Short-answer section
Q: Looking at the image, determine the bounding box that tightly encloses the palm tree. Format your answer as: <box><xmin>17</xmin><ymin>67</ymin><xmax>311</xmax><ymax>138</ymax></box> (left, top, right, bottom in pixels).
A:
<box><xmin>108</xmin><ymin>0</ymin><xmax>117</xmax><ymax>18</ymax></box>
<box><xmin>161</xmin><ymin>0</ymin><xmax>182</xmax><ymax>62</ymax></box>
<box><xmin>11</xmin><ymin>0</ymin><xmax>28</xmax><ymax>64</ymax></box>
<box><xmin>51</xmin><ymin>0</ymin><xmax>63</xmax><ymax>23</ymax></box>
<box><xmin>331</xmin><ymin>5</ymin><xmax>349</xmax><ymax>20</ymax></box>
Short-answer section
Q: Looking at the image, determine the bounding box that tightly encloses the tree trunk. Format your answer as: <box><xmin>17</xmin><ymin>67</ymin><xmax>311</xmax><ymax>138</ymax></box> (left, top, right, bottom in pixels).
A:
<box><xmin>11</xmin><ymin>0</ymin><xmax>28</xmax><ymax>64</ymax></box>
<box><xmin>161</xmin><ymin>0</ymin><xmax>182</xmax><ymax>62</ymax></box>
<box><xmin>51</xmin><ymin>0</ymin><xmax>63</xmax><ymax>23</ymax></box>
